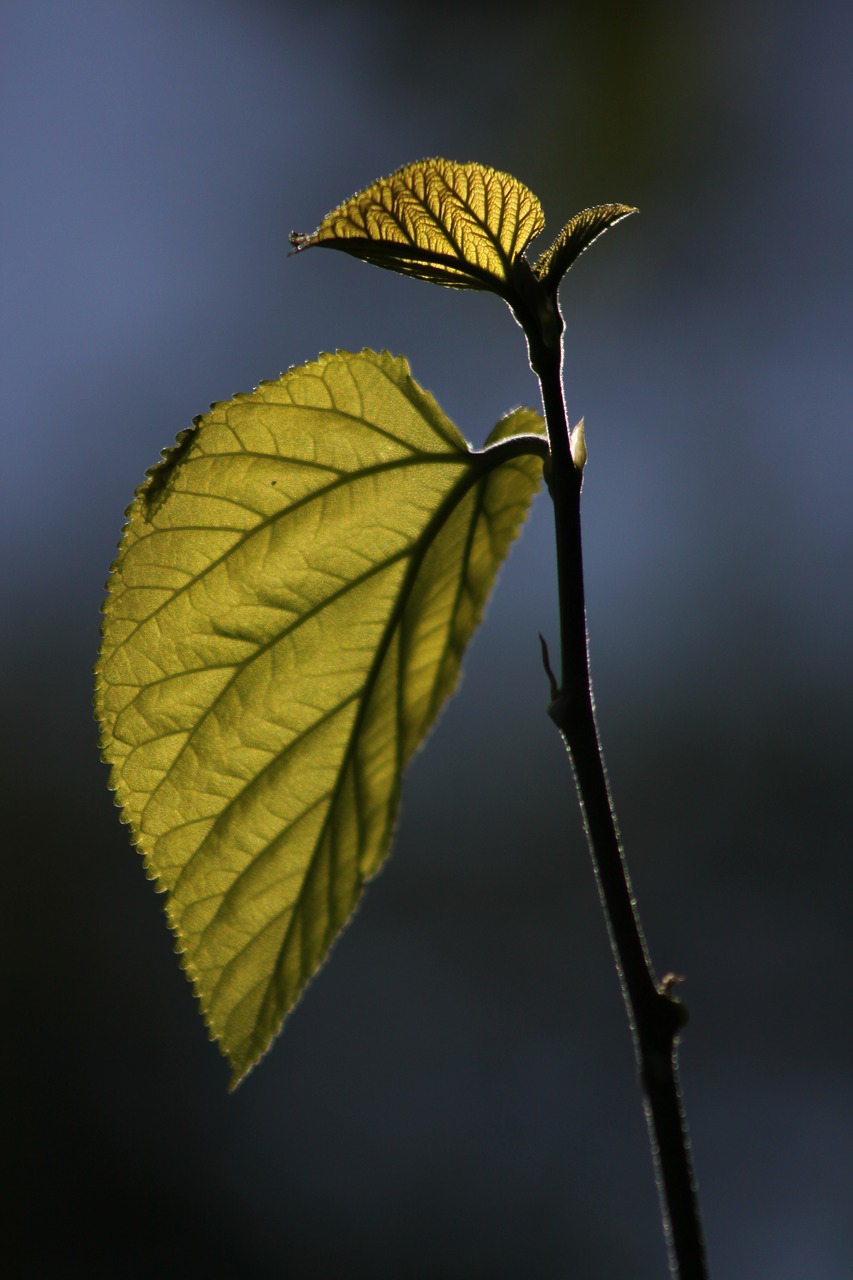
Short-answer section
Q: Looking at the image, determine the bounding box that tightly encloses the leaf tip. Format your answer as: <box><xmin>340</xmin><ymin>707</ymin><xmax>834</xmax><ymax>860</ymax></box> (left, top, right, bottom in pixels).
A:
<box><xmin>288</xmin><ymin>229</ymin><xmax>315</xmax><ymax>256</ymax></box>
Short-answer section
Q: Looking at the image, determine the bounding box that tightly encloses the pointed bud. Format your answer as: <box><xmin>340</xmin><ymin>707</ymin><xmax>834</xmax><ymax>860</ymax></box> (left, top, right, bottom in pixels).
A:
<box><xmin>570</xmin><ymin>418</ymin><xmax>587</xmax><ymax>471</ymax></box>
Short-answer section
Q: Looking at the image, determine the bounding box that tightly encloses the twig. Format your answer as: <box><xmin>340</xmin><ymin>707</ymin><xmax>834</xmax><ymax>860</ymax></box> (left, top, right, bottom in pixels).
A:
<box><xmin>524</xmin><ymin>296</ymin><xmax>709</xmax><ymax>1280</ymax></box>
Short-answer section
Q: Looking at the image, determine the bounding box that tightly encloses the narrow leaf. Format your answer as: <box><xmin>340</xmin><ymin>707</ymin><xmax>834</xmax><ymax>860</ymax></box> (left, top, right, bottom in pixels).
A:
<box><xmin>96</xmin><ymin>350</ymin><xmax>546</xmax><ymax>1084</ymax></box>
<box><xmin>533</xmin><ymin>204</ymin><xmax>637</xmax><ymax>290</ymax></box>
<box><xmin>290</xmin><ymin>159</ymin><xmax>545</xmax><ymax>296</ymax></box>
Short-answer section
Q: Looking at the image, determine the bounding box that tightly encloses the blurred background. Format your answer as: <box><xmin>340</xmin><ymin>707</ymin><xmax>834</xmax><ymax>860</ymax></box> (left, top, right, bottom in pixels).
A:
<box><xmin>3</xmin><ymin>0</ymin><xmax>851</xmax><ymax>1275</ymax></box>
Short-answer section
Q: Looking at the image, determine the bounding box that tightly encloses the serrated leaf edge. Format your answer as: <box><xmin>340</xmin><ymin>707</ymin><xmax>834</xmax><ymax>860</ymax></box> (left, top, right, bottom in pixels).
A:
<box><xmin>94</xmin><ymin>352</ymin><xmax>547</xmax><ymax>1085</ymax></box>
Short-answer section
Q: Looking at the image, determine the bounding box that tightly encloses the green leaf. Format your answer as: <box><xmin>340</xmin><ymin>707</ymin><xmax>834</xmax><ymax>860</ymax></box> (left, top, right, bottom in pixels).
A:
<box><xmin>96</xmin><ymin>350</ymin><xmax>546</xmax><ymax>1084</ymax></box>
<box><xmin>290</xmin><ymin>159</ymin><xmax>545</xmax><ymax>296</ymax></box>
<box><xmin>533</xmin><ymin>204</ymin><xmax>637</xmax><ymax>291</ymax></box>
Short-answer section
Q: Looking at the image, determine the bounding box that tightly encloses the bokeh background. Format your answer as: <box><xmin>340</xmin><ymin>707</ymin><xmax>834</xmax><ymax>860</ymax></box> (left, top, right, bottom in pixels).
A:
<box><xmin>3</xmin><ymin>1</ymin><xmax>851</xmax><ymax>1275</ymax></box>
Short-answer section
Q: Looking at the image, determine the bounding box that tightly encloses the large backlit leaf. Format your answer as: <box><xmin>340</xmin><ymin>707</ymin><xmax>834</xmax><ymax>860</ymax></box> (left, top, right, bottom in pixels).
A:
<box><xmin>533</xmin><ymin>203</ymin><xmax>638</xmax><ymax>290</ymax></box>
<box><xmin>96</xmin><ymin>350</ymin><xmax>546</xmax><ymax>1084</ymax></box>
<box><xmin>290</xmin><ymin>159</ymin><xmax>545</xmax><ymax>296</ymax></box>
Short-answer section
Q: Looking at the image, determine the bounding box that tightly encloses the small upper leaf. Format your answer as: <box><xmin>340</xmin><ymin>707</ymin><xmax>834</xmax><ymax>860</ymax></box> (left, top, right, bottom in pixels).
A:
<box><xmin>290</xmin><ymin>159</ymin><xmax>545</xmax><ymax>296</ymax></box>
<box><xmin>533</xmin><ymin>204</ymin><xmax>638</xmax><ymax>291</ymax></box>
<box><xmin>96</xmin><ymin>350</ymin><xmax>546</xmax><ymax>1085</ymax></box>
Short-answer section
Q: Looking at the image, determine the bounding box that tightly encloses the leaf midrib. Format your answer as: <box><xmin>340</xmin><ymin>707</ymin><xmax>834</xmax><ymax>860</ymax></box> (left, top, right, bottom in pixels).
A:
<box><xmin>209</xmin><ymin>438</ymin><xmax>542</xmax><ymax>1075</ymax></box>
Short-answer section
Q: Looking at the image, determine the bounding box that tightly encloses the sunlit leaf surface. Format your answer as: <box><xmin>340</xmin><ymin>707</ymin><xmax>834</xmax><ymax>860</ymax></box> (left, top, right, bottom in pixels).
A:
<box><xmin>533</xmin><ymin>203</ymin><xmax>637</xmax><ymax>289</ymax></box>
<box><xmin>96</xmin><ymin>350</ymin><xmax>545</xmax><ymax>1083</ymax></box>
<box><xmin>290</xmin><ymin>159</ymin><xmax>545</xmax><ymax>295</ymax></box>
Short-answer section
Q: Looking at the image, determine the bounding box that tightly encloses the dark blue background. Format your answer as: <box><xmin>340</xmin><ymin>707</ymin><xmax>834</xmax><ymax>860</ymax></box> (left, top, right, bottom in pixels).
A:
<box><xmin>3</xmin><ymin>1</ymin><xmax>852</xmax><ymax>1275</ymax></box>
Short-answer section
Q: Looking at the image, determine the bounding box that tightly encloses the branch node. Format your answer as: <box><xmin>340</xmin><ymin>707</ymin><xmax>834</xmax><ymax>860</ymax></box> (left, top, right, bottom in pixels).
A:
<box><xmin>658</xmin><ymin>972</ymin><xmax>690</xmax><ymax>1033</ymax></box>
